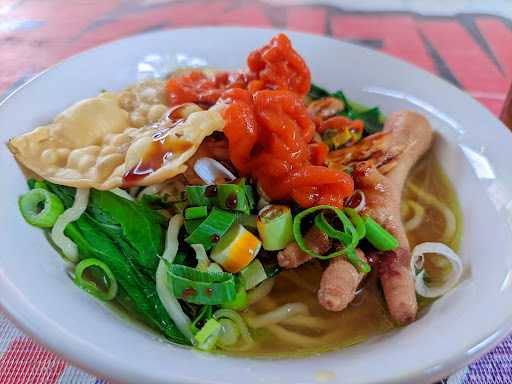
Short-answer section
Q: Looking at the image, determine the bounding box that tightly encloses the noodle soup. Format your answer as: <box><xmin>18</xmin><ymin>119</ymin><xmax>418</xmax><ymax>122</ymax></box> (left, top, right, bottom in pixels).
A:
<box><xmin>9</xmin><ymin>33</ymin><xmax>464</xmax><ymax>357</ymax></box>
<box><xmin>240</xmin><ymin>153</ymin><xmax>462</xmax><ymax>357</ymax></box>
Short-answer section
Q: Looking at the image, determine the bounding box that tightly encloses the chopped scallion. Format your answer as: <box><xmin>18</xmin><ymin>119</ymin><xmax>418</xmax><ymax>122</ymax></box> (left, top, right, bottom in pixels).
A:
<box><xmin>293</xmin><ymin>205</ymin><xmax>370</xmax><ymax>272</ymax></box>
<box><xmin>240</xmin><ymin>259</ymin><xmax>267</xmax><ymax>290</ymax></box>
<box><xmin>217</xmin><ymin>318</ymin><xmax>240</xmax><ymax>347</ymax></box>
<box><xmin>185</xmin><ymin>208</ymin><xmax>236</xmax><ymax>250</ymax></box>
<box><xmin>194</xmin><ymin>318</ymin><xmax>222</xmax><ymax>351</ymax></box>
<box><xmin>185</xmin><ymin>206</ymin><xmax>208</xmax><ymax>220</ymax></box>
<box><xmin>222</xmin><ymin>284</ymin><xmax>248</xmax><ymax>310</ymax></box>
<box><xmin>74</xmin><ymin>258</ymin><xmax>118</xmax><ymax>301</ymax></box>
<box><xmin>345</xmin><ymin>208</ymin><xmax>366</xmax><ymax>240</ymax></box>
<box><xmin>238</xmin><ymin>214</ymin><xmax>257</xmax><ymax>229</ymax></box>
<box><xmin>19</xmin><ymin>188</ymin><xmax>65</xmax><ymax>228</ymax></box>
<box><xmin>256</xmin><ymin>205</ymin><xmax>294</xmax><ymax>251</ymax></box>
<box><xmin>244</xmin><ymin>184</ymin><xmax>256</xmax><ymax>209</ymax></box>
<box><xmin>215</xmin><ymin>184</ymin><xmax>250</xmax><ymax>213</ymax></box>
<box><xmin>363</xmin><ymin>216</ymin><xmax>399</xmax><ymax>251</ymax></box>
<box><xmin>168</xmin><ymin>264</ymin><xmax>236</xmax><ymax>305</ymax></box>
<box><xmin>184</xmin><ymin>218</ymin><xmax>205</xmax><ymax>234</ymax></box>
<box><xmin>186</xmin><ymin>185</ymin><xmax>213</xmax><ymax>206</ymax></box>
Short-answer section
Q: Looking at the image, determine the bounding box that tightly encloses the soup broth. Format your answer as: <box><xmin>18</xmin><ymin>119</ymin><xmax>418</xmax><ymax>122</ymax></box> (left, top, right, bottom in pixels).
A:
<box><xmin>237</xmin><ymin>152</ymin><xmax>462</xmax><ymax>357</ymax></box>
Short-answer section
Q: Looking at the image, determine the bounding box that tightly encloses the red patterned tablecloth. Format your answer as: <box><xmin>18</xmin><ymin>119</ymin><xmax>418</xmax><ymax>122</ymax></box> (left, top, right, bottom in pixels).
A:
<box><xmin>1</xmin><ymin>1</ymin><xmax>511</xmax><ymax>383</ymax></box>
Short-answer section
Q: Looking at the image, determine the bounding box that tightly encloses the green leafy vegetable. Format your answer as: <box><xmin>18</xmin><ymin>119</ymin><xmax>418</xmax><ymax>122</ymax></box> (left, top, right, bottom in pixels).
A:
<box><xmin>168</xmin><ymin>264</ymin><xmax>236</xmax><ymax>305</ymax></box>
<box><xmin>308</xmin><ymin>84</ymin><xmax>330</xmax><ymax>100</ymax></box>
<box><xmin>331</xmin><ymin>90</ymin><xmax>349</xmax><ymax>108</ymax></box>
<box><xmin>308</xmin><ymin>83</ymin><xmax>385</xmax><ymax>135</ymax></box>
<box><xmin>350</xmin><ymin>107</ymin><xmax>382</xmax><ymax>135</ymax></box>
<box><xmin>174</xmin><ymin>250</ymin><xmax>189</xmax><ymax>266</ymax></box>
<box><xmin>89</xmin><ymin>190</ymin><xmax>165</xmax><ymax>272</ymax></box>
<box><xmin>41</xmin><ymin>181</ymin><xmax>190</xmax><ymax>345</ymax></box>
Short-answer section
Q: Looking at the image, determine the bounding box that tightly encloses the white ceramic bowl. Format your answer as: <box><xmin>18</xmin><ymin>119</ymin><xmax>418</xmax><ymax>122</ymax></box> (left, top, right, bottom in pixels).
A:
<box><xmin>1</xmin><ymin>27</ymin><xmax>512</xmax><ymax>384</ymax></box>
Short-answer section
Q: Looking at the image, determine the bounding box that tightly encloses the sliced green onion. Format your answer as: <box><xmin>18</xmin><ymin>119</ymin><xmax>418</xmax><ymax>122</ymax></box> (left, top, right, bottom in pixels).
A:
<box><xmin>293</xmin><ymin>205</ymin><xmax>369</xmax><ymax>272</ymax></box>
<box><xmin>222</xmin><ymin>284</ymin><xmax>248</xmax><ymax>310</ymax></box>
<box><xmin>244</xmin><ymin>184</ymin><xmax>256</xmax><ymax>209</ymax></box>
<box><xmin>185</xmin><ymin>208</ymin><xmax>236</xmax><ymax>250</ymax></box>
<box><xmin>186</xmin><ymin>185</ymin><xmax>213</xmax><ymax>206</ymax></box>
<box><xmin>345</xmin><ymin>248</ymin><xmax>371</xmax><ymax>273</ymax></box>
<box><xmin>74</xmin><ymin>258</ymin><xmax>118</xmax><ymax>301</ymax></box>
<box><xmin>213</xmin><ymin>309</ymin><xmax>254</xmax><ymax>350</ymax></box>
<box><xmin>363</xmin><ymin>216</ymin><xmax>399</xmax><ymax>251</ymax></box>
<box><xmin>236</xmin><ymin>178</ymin><xmax>255</xmax><ymax>209</ymax></box>
<box><xmin>345</xmin><ymin>208</ymin><xmax>366</xmax><ymax>240</ymax></box>
<box><xmin>194</xmin><ymin>318</ymin><xmax>222</xmax><ymax>351</ymax></box>
<box><xmin>215</xmin><ymin>184</ymin><xmax>249</xmax><ymax>213</ymax></box>
<box><xmin>313</xmin><ymin>211</ymin><xmax>352</xmax><ymax>245</ymax></box>
<box><xmin>184</xmin><ymin>218</ymin><xmax>205</xmax><ymax>234</ymax></box>
<box><xmin>240</xmin><ymin>259</ymin><xmax>267</xmax><ymax>290</ymax></box>
<box><xmin>217</xmin><ymin>318</ymin><xmax>240</xmax><ymax>347</ymax></box>
<box><xmin>19</xmin><ymin>188</ymin><xmax>64</xmax><ymax>228</ymax></box>
<box><xmin>256</xmin><ymin>205</ymin><xmax>294</xmax><ymax>251</ymax></box>
<box><xmin>411</xmin><ymin>242</ymin><xmax>463</xmax><ymax>298</ymax></box>
<box><xmin>238</xmin><ymin>214</ymin><xmax>257</xmax><ymax>229</ymax></box>
<box><xmin>168</xmin><ymin>264</ymin><xmax>236</xmax><ymax>305</ymax></box>
<box><xmin>185</xmin><ymin>206</ymin><xmax>208</xmax><ymax>220</ymax></box>
<box><xmin>298</xmin><ymin>205</ymin><xmax>357</xmax><ymax>251</ymax></box>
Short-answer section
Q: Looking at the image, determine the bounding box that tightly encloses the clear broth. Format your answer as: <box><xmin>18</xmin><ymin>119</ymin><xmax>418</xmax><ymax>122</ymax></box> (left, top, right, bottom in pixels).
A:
<box><xmin>237</xmin><ymin>152</ymin><xmax>462</xmax><ymax>357</ymax></box>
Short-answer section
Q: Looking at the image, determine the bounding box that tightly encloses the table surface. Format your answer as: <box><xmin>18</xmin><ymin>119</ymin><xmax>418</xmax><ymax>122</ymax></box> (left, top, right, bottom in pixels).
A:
<box><xmin>0</xmin><ymin>1</ymin><xmax>511</xmax><ymax>383</ymax></box>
